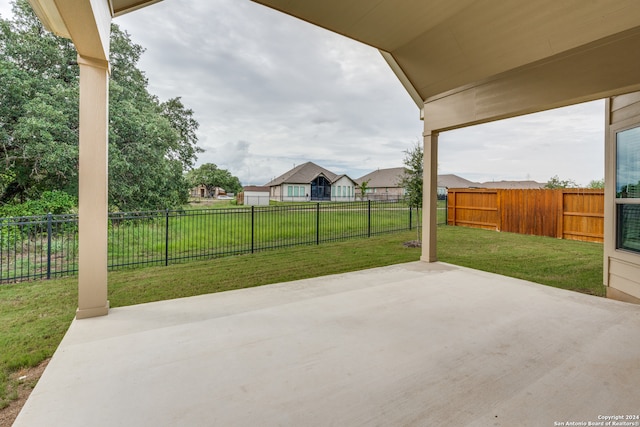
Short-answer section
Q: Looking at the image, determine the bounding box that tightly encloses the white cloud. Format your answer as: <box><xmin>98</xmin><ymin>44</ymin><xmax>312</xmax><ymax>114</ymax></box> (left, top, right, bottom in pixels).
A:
<box><xmin>438</xmin><ymin>100</ymin><xmax>605</xmax><ymax>186</ymax></box>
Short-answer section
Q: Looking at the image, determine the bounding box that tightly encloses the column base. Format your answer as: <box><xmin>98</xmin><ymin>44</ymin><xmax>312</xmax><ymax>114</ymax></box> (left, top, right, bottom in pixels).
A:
<box><xmin>606</xmin><ymin>287</ymin><xmax>640</xmax><ymax>305</ymax></box>
<box><xmin>420</xmin><ymin>255</ymin><xmax>438</xmax><ymax>263</ymax></box>
<box><xmin>76</xmin><ymin>301</ymin><xmax>110</xmax><ymax>319</ymax></box>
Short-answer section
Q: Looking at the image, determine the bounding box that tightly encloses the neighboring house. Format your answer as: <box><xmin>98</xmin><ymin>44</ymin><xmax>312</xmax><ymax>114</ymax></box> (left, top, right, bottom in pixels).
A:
<box><xmin>437</xmin><ymin>174</ymin><xmax>545</xmax><ymax>196</ymax></box>
<box><xmin>265</xmin><ymin>162</ymin><xmax>357</xmax><ymax>202</ymax></box>
<box><xmin>355</xmin><ymin>167</ymin><xmax>407</xmax><ymax>200</ymax></box>
<box><xmin>190</xmin><ymin>185</ymin><xmax>209</xmax><ymax>198</ymax></box>
<box><xmin>354</xmin><ymin>170</ymin><xmax>482</xmax><ymax>200</ymax></box>
<box><xmin>353</xmin><ymin>170</ymin><xmax>488</xmax><ymax>200</ymax></box>
<box><xmin>189</xmin><ymin>186</ymin><xmax>226</xmax><ymax>198</ymax></box>
<box><xmin>437</xmin><ymin>174</ymin><xmax>480</xmax><ymax>197</ymax></box>
<box><xmin>479</xmin><ymin>180</ymin><xmax>546</xmax><ymax>189</ymax></box>
<box><xmin>241</xmin><ymin>186</ymin><xmax>270</xmax><ymax>206</ymax></box>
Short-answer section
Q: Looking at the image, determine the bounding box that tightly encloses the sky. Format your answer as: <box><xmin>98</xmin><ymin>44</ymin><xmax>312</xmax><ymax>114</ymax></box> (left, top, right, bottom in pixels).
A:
<box><xmin>0</xmin><ymin>0</ymin><xmax>605</xmax><ymax>187</ymax></box>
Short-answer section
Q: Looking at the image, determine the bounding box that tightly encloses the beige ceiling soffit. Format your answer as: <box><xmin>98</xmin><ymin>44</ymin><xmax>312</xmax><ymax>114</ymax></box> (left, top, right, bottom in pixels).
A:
<box><xmin>112</xmin><ymin>0</ymin><xmax>164</xmax><ymax>17</ymax></box>
<box><xmin>27</xmin><ymin>0</ymin><xmax>71</xmax><ymax>38</ymax></box>
<box><xmin>379</xmin><ymin>50</ymin><xmax>424</xmax><ymax>119</ymax></box>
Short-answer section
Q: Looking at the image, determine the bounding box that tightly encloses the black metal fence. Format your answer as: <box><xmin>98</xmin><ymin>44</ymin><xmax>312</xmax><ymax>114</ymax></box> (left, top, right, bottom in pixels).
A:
<box><xmin>1</xmin><ymin>199</ymin><xmax>446</xmax><ymax>284</ymax></box>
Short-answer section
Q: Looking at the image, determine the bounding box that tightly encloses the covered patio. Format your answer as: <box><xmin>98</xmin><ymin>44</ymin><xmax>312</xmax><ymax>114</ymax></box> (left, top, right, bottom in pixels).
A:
<box><xmin>13</xmin><ymin>262</ymin><xmax>640</xmax><ymax>426</ymax></box>
<box><xmin>14</xmin><ymin>0</ymin><xmax>640</xmax><ymax>424</ymax></box>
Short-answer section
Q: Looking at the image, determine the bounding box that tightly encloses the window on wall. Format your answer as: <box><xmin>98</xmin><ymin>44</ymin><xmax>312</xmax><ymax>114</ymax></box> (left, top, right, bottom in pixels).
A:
<box><xmin>616</xmin><ymin>125</ymin><xmax>640</xmax><ymax>253</ymax></box>
<box><xmin>287</xmin><ymin>186</ymin><xmax>293</xmax><ymax>197</ymax></box>
<box><xmin>294</xmin><ymin>186</ymin><xmax>299</xmax><ymax>197</ymax></box>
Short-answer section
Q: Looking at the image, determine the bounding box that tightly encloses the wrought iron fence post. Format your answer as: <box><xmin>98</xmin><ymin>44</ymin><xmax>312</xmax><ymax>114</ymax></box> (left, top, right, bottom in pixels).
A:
<box><xmin>445</xmin><ymin>195</ymin><xmax>448</xmax><ymax>224</ymax></box>
<box><xmin>368</xmin><ymin>200</ymin><xmax>371</xmax><ymax>238</ymax></box>
<box><xmin>165</xmin><ymin>209</ymin><xmax>169</xmax><ymax>266</ymax></box>
<box><xmin>47</xmin><ymin>212</ymin><xmax>52</xmax><ymax>280</ymax></box>
<box><xmin>409</xmin><ymin>206</ymin><xmax>412</xmax><ymax>231</ymax></box>
<box><xmin>251</xmin><ymin>205</ymin><xmax>255</xmax><ymax>253</ymax></box>
<box><xmin>316</xmin><ymin>203</ymin><xmax>320</xmax><ymax>245</ymax></box>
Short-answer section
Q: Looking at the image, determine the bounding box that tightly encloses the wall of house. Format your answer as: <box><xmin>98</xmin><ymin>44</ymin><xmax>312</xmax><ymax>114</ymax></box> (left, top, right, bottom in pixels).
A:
<box><xmin>277</xmin><ymin>184</ymin><xmax>309</xmax><ymax>202</ymax></box>
<box><xmin>605</xmin><ymin>92</ymin><xmax>640</xmax><ymax>304</ymax></box>
<box><xmin>244</xmin><ymin>191</ymin><xmax>270</xmax><ymax>206</ymax></box>
<box><xmin>331</xmin><ymin>177</ymin><xmax>356</xmax><ymax>202</ymax></box>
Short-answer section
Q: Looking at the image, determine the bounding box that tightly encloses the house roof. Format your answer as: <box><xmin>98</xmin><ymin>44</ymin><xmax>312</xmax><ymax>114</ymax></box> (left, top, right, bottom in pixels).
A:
<box><xmin>243</xmin><ymin>186</ymin><xmax>270</xmax><ymax>192</ymax></box>
<box><xmin>354</xmin><ymin>170</ymin><xmax>547</xmax><ymax>190</ymax></box>
<box><xmin>437</xmin><ymin>174</ymin><xmax>480</xmax><ymax>189</ymax></box>
<box><xmin>356</xmin><ymin>167</ymin><xmax>407</xmax><ymax>188</ymax></box>
<box><xmin>264</xmin><ymin>162</ymin><xmax>338</xmax><ymax>186</ymax></box>
<box><xmin>479</xmin><ymin>180</ymin><xmax>545</xmax><ymax>190</ymax></box>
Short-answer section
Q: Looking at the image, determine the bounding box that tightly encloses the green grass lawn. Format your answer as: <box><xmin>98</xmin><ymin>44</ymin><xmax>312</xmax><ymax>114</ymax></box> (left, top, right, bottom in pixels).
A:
<box><xmin>0</xmin><ymin>225</ymin><xmax>604</xmax><ymax>409</ymax></box>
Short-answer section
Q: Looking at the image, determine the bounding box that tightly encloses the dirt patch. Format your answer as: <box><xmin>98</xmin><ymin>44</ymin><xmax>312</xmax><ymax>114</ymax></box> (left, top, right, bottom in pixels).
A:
<box><xmin>0</xmin><ymin>359</ymin><xmax>49</xmax><ymax>427</ymax></box>
<box><xmin>403</xmin><ymin>240</ymin><xmax>422</xmax><ymax>248</ymax></box>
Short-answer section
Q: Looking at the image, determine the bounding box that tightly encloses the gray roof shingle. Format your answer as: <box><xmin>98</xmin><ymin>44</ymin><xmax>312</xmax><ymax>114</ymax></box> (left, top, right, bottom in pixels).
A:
<box><xmin>264</xmin><ymin>162</ymin><xmax>338</xmax><ymax>186</ymax></box>
<box><xmin>356</xmin><ymin>167</ymin><xmax>407</xmax><ymax>188</ymax></box>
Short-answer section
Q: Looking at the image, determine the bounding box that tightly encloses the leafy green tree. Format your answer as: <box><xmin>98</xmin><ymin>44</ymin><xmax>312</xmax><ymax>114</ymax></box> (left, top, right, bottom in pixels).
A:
<box><xmin>400</xmin><ymin>143</ymin><xmax>423</xmax><ymax>242</ymax></box>
<box><xmin>187</xmin><ymin>163</ymin><xmax>243</xmax><ymax>196</ymax></box>
<box><xmin>401</xmin><ymin>143</ymin><xmax>423</xmax><ymax>209</ymax></box>
<box><xmin>587</xmin><ymin>178</ymin><xmax>605</xmax><ymax>189</ymax></box>
<box><xmin>545</xmin><ymin>175</ymin><xmax>578</xmax><ymax>189</ymax></box>
<box><xmin>0</xmin><ymin>1</ymin><xmax>79</xmax><ymax>203</ymax></box>
<box><xmin>357</xmin><ymin>180</ymin><xmax>370</xmax><ymax>201</ymax></box>
<box><xmin>0</xmin><ymin>1</ymin><xmax>202</xmax><ymax>211</ymax></box>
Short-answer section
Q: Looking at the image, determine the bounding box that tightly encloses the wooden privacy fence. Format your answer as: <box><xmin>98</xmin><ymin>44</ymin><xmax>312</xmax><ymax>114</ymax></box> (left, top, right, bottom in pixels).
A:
<box><xmin>447</xmin><ymin>188</ymin><xmax>604</xmax><ymax>243</ymax></box>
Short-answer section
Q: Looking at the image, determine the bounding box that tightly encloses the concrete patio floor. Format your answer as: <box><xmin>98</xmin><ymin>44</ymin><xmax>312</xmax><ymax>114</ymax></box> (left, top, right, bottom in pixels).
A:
<box><xmin>13</xmin><ymin>262</ymin><xmax>640</xmax><ymax>427</ymax></box>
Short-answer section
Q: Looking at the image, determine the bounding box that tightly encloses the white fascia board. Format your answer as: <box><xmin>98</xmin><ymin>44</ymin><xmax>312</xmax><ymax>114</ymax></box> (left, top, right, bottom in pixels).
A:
<box><xmin>27</xmin><ymin>0</ymin><xmax>71</xmax><ymax>38</ymax></box>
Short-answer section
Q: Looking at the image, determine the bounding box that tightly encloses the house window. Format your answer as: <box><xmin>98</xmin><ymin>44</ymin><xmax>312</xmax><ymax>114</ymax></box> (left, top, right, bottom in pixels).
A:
<box><xmin>616</xmin><ymin>125</ymin><xmax>640</xmax><ymax>253</ymax></box>
<box><xmin>294</xmin><ymin>186</ymin><xmax>299</xmax><ymax>197</ymax></box>
<box><xmin>287</xmin><ymin>186</ymin><xmax>293</xmax><ymax>197</ymax></box>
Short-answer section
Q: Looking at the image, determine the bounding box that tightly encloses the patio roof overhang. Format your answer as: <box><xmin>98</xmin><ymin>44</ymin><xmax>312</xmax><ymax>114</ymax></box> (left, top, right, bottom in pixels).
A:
<box><xmin>27</xmin><ymin>0</ymin><xmax>162</xmax><ymax>61</ymax></box>
<box><xmin>251</xmin><ymin>0</ymin><xmax>640</xmax><ymax>129</ymax></box>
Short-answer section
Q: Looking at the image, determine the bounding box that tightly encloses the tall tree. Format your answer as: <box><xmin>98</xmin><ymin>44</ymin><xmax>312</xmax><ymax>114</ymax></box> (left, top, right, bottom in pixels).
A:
<box><xmin>400</xmin><ymin>143</ymin><xmax>423</xmax><ymax>243</ymax></box>
<box><xmin>187</xmin><ymin>163</ymin><xmax>243</xmax><ymax>196</ymax></box>
<box><xmin>401</xmin><ymin>143</ymin><xmax>423</xmax><ymax>209</ymax></box>
<box><xmin>0</xmin><ymin>0</ymin><xmax>79</xmax><ymax>203</ymax></box>
<box><xmin>357</xmin><ymin>180</ymin><xmax>370</xmax><ymax>201</ymax></box>
<box><xmin>0</xmin><ymin>1</ymin><xmax>202</xmax><ymax>211</ymax></box>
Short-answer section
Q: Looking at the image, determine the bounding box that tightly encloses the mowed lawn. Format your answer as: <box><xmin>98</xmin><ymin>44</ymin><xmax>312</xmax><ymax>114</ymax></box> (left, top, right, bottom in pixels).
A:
<box><xmin>0</xmin><ymin>225</ymin><xmax>604</xmax><ymax>410</ymax></box>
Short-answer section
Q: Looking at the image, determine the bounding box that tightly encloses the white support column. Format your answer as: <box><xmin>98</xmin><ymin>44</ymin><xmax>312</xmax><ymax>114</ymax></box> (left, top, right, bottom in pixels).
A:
<box><xmin>76</xmin><ymin>55</ymin><xmax>110</xmax><ymax>319</ymax></box>
<box><xmin>421</xmin><ymin>131</ymin><xmax>438</xmax><ymax>262</ymax></box>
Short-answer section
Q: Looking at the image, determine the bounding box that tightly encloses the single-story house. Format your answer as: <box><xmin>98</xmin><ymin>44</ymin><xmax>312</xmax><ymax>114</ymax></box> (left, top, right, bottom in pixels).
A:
<box><xmin>265</xmin><ymin>162</ymin><xmax>357</xmax><ymax>202</ymax></box>
<box><xmin>355</xmin><ymin>170</ymin><xmax>537</xmax><ymax>200</ymax></box>
<box><xmin>479</xmin><ymin>180</ymin><xmax>546</xmax><ymax>189</ymax></box>
<box><xmin>355</xmin><ymin>167</ymin><xmax>407</xmax><ymax>200</ymax></box>
<box><xmin>437</xmin><ymin>174</ymin><xmax>480</xmax><ymax>198</ymax></box>
<box><xmin>437</xmin><ymin>174</ymin><xmax>545</xmax><ymax>196</ymax></box>
<box><xmin>241</xmin><ymin>186</ymin><xmax>270</xmax><ymax>206</ymax></box>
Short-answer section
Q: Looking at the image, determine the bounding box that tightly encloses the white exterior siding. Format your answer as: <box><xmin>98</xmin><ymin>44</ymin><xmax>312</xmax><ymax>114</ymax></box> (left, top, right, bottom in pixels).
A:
<box><xmin>244</xmin><ymin>191</ymin><xmax>270</xmax><ymax>206</ymax></box>
<box><xmin>331</xmin><ymin>176</ymin><xmax>356</xmax><ymax>202</ymax></box>
<box><xmin>275</xmin><ymin>184</ymin><xmax>309</xmax><ymax>202</ymax></box>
